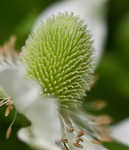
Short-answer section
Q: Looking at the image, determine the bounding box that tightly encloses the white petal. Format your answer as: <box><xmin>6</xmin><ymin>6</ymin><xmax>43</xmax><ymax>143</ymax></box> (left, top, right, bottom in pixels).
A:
<box><xmin>0</xmin><ymin>63</ymin><xmax>40</xmax><ymax>112</ymax></box>
<box><xmin>111</xmin><ymin>118</ymin><xmax>129</xmax><ymax>146</ymax></box>
<box><xmin>35</xmin><ymin>0</ymin><xmax>107</xmax><ymax>64</ymax></box>
<box><xmin>18</xmin><ymin>98</ymin><xmax>62</xmax><ymax>150</ymax></box>
<box><xmin>0</xmin><ymin>63</ymin><xmax>62</xmax><ymax>150</ymax></box>
<box><xmin>0</xmin><ymin>86</ymin><xmax>8</xmax><ymax>98</ymax></box>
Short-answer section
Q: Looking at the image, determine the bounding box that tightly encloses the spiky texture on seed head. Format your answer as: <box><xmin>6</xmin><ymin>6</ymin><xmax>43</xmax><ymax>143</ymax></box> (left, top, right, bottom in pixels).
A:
<box><xmin>21</xmin><ymin>13</ymin><xmax>94</xmax><ymax>108</ymax></box>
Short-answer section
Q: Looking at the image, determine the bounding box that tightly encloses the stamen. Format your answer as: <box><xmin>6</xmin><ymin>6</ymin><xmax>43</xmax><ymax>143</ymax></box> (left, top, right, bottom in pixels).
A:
<box><xmin>59</xmin><ymin>138</ymin><xmax>71</xmax><ymax>150</ymax></box>
<box><xmin>76</xmin><ymin>137</ymin><xmax>84</xmax><ymax>143</ymax></box>
<box><xmin>5</xmin><ymin>99</ymin><xmax>13</xmax><ymax>117</ymax></box>
<box><xmin>96</xmin><ymin>135</ymin><xmax>112</xmax><ymax>142</ymax></box>
<box><xmin>64</xmin><ymin>143</ymin><xmax>71</xmax><ymax>150</ymax></box>
<box><xmin>61</xmin><ymin>138</ymin><xmax>68</xmax><ymax>143</ymax></box>
<box><xmin>0</xmin><ymin>98</ymin><xmax>13</xmax><ymax>117</ymax></box>
<box><xmin>91</xmin><ymin>100</ymin><xmax>107</xmax><ymax>110</ymax></box>
<box><xmin>77</xmin><ymin>130</ymin><xmax>84</xmax><ymax>137</ymax></box>
<box><xmin>6</xmin><ymin>111</ymin><xmax>17</xmax><ymax>139</ymax></box>
<box><xmin>73</xmin><ymin>142</ymin><xmax>83</xmax><ymax>148</ymax></box>
<box><xmin>88</xmin><ymin>75</ymin><xmax>99</xmax><ymax>91</ymax></box>
<box><xmin>92</xmin><ymin>115</ymin><xmax>112</xmax><ymax>125</ymax></box>
<box><xmin>100</xmin><ymin>127</ymin><xmax>111</xmax><ymax>134</ymax></box>
<box><xmin>6</xmin><ymin>127</ymin><xmax>12</xmax><ymax>139</ymax></box>
<box><xmin>68</xmin><ymin>128</ymin><xmax>74</xmax><ymax>133</ymax></box>
<box><xmin>92</xmin><ymin>139</ymin><xmax>101</xmax><ymax>144</ymax></box>
<box><xmin>5</xmin><ymin>105</ymin><xmax>13</xmax><ymax>117</ymax></box>
<box><xmin>0</xmin><ymin>98</ymin><xmax>9</xmax><ymax>107</ymax></box>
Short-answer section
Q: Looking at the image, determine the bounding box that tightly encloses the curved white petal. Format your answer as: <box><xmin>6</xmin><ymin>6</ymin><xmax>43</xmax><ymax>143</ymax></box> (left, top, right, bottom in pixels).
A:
<box><xmin>18</xmin><ymin>98</ymin><xmax>62</xmax><ymax>150</ymax></box>
<box><xmin>111</xmin><ymin>118</ymin><xmax>129</xmax><ymax>146</ymax></box>
<box><xmin>0</xmin><ymin>63</ymin><xmax>62</xmax><ymax>150</ymax></box>
<box><xmin>35</xmin><ymin>0</ymin><xmax>107</xmax><ymax>64</ymax></box>
<box><xmin>0</xmin><ymin>63</ymin><xmax>40</xmax><ymax>112</ymax></box>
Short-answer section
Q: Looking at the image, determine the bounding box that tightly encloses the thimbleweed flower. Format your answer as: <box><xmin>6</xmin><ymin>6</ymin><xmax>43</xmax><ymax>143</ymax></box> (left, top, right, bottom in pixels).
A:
<box><xmin>0</xmin><ymin>14</ymin><xmax>111</xmax><ymax>150</ymax></box>
<box><xmin>21</xmin><ymin>13</ymin><xmax>94</xmax><ymax>109</ymax></box>
<box><xmin>20</xmin><ymin>13</ymin><xmax>111</xmax><ymax>150</ymax></box>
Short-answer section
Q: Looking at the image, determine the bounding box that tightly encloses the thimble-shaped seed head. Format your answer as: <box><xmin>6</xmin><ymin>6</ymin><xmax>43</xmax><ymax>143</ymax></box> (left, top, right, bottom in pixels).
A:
<box><xmin>21</xmin><ymin>13</ymin><xmax>94</xmax><ymax>107</ymax></box>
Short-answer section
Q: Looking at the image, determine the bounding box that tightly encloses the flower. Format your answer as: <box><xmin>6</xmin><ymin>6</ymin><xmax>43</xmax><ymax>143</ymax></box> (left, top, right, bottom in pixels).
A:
<box><xmin>0</xmin><ymin>14</ymin><xmax>111</xmax><ymax>150</ymax></box>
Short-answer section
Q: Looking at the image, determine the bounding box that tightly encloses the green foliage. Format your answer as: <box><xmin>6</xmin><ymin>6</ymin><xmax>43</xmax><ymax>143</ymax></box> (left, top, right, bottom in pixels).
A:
<box><xmin>0</xmin><ymin>0</ymin><xmax>60</xmax><ymax>46</ymax></box>
<box><xmin>104</xmin><ymin>141</ymin><xmax>129</xmax><ymax>150</ymax></box>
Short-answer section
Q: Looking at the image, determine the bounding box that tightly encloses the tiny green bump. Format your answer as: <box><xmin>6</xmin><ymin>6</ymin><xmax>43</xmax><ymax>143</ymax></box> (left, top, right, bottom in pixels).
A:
<box><xmin>21</xmin><ymin>13</ymin><xmax>94</xmax><ymax>107</ymax></box>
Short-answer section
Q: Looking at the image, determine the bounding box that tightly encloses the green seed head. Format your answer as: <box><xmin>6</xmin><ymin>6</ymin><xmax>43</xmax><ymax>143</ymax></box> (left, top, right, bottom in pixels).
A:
<box><xmin>21</xmin><ymin>13</ymin><xmax>94</xmax><ymax>108</ymax></box>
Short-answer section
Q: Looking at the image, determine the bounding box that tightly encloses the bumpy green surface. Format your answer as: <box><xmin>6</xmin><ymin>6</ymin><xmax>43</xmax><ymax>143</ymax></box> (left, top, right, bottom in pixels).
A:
<box><xmin>21</xmin><ymin>13</ymin><xmax>94</xmax><ymax>107</ymax></box>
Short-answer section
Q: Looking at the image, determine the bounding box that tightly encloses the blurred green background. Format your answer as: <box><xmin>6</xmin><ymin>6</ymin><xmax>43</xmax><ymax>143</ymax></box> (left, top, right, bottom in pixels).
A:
<box><xmin>0</xmin><ymin>0</ymin><xmax>129</xmax><ymax>150</ymax></box>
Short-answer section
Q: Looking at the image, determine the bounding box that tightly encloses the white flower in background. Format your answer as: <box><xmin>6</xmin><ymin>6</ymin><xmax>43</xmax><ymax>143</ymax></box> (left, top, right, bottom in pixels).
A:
<box><xmin>111</xmin><ymin>118</ymin><xmax>129</xmax><ymax>147</ymax></box>
<box><xmin>0</xmin><ymin>13</ymin><xmax>111</xmax><ymax>150</ymax></box>
<box><xmin>35</xmin><ymin>0</ymin><xmax>108</xmax><ymax>64</ymax></box>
